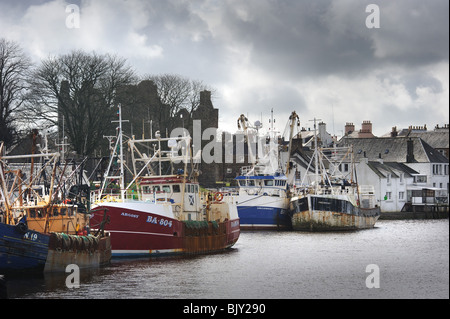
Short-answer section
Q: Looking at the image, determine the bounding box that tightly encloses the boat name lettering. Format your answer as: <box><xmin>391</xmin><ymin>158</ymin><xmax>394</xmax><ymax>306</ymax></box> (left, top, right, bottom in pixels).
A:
<box><xmin>121</xmin><ymin>212</ymin><xmax>139</xmax><ymax>218</ymax></box>
<box><xmin>146</xmin><ymin>216</ymin><xmax>173</xmax><ymax>228</ymax></box>
<box><xmin>23</xmin><ymin>232</ymin><xmax>38</xmax><ymax>241</ymax></box>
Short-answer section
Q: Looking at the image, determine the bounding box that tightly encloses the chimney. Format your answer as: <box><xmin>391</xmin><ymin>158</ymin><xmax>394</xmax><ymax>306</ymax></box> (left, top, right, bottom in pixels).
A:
<box><xmin>406</xmin><ymin>138</ymin><xmax>415</xmax><ymax>163</ymax></box>
<box><xmin>361</xmin><ymin>120</ymin><xmax>372</xmax><ymax>134</ymax></box>
<box><xmin>345</xmin><ymin>122</ymin><xmax>355</xmax><ymax>135</ymax></box>
<box><xmin>391</xmin><ymin>126</ymin><xmax>398</xmax><ymax>137</ymax></box>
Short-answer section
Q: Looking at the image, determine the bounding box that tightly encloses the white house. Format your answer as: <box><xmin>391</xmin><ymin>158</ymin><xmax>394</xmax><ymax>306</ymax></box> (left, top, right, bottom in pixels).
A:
<box><xmin>338</xmin><ymin>136</ymin><xmax>449</xmax><ymax>212</ymax></box>
<box><xmin>354</xmin><ymin>159</ymin><xmax>418</xmax><ymax>213</ymax></box>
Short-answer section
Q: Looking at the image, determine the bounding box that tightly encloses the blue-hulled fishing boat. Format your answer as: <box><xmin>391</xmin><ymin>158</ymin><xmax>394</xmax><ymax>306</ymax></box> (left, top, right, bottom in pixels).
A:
<box><xmin>234</xmin><ymin>111</ymin><xmax>299</xmax><ymax>230</ymax></box>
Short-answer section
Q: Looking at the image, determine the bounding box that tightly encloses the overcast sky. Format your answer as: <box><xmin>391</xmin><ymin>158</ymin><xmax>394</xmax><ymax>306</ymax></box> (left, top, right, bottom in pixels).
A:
<box><xmin>1</xmin><ymin>0</ymin><xmax>448</xmax><ymax>138</ymax></box>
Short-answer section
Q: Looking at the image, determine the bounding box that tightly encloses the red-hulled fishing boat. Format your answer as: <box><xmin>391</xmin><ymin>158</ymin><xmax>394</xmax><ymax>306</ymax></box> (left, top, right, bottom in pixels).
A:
<box><xmin>89</xmin><ymin>105</ymin><xmax>240</xmax><ymax>257</ymax></box>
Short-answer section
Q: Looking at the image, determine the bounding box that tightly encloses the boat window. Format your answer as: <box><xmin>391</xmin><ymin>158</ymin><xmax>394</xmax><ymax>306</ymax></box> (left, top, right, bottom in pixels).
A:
<box><xmin>142</xmin><ymin>186</ymin><xmax>150</xmax><ymax>193</ymax></box>
<box><xmin>275</xmin><ymin>180</ymin><xmax>286</xmax><ymax>187</ymax></box>
<box><xmin>264</xmin><ymin>180</ymin><xmax>274</xmax><ymax>186</ymax></box>
<box><xmin>239</xmin><ymin>180</ymin><xmax>246</xmax><ymax>187</ymax></box>
<box><xmin>173</xmin><ymin>185</ymin><xmax>180</xmax><ymax>193</ymax></box>
<box><xmin>248</xmin><ymin>180</ymin><xmax>255</xmax><ymax>186</ymax></box>
<box><xmin>162</xmin><ymin>185</ymin><xmax>171</xmax><ymax>193</ymax></box>
<box><xmin>60</xmin><ymin>208</ymin><xmax>67</xmax><ymax>216</ymax></box>
<box><xmin>194</xmin><ymin>185</ymin><xmax>199</xmax><ymax>193</ymax></box>
<box><xmin>29</xmin><ymin>209</ymin><xmax>36</xmax><ymax>218</ymax></box>
<box><xmin>53</xmin><ymin>208</ymin><xmax>59</xmax><ymax>217</ymax></box>
<box><xmin>36</xmin><ymin>209</ymin><xmax>44</xmax><ymax>218</ymax></box>
<box><xmin>153</xmin><ymin>186</ymin><xmax>161</xmax><ymax>193</ymax></box>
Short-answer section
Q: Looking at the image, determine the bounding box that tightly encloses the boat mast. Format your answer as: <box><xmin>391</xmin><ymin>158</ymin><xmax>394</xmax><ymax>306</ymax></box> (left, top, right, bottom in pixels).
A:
<box><xmin>100</xmin><ymin>104</ymin><xmax>128</xmax><ymax>201</ymax></box>
<box><xmin>285</xmin><ymin>111</ymin><xmax>299</xmax><ymax>177</ymax></box>
<box><xmin>310</xmin><ymin>118</ymin><xmax>321</xmax><ymax>192</ymax></box>
<box><xmin>116</xmin><ymin>104</ymin><xmax>127</xmax><ymax>200</ymax></box>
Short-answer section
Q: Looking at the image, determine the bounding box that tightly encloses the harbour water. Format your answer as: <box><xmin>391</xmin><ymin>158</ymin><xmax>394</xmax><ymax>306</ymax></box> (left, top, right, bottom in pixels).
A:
<box><xmin>4</xmin><ymin>219</ymin><xmax>449</xmax><ymax>299</ymax></box>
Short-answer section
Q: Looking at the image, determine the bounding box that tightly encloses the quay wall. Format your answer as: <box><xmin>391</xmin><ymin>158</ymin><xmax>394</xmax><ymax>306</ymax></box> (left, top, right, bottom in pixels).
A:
<box><xmin>379</xmin><ymin>210</ymin><xmax>449</xmax><ymax>220</ymax></box>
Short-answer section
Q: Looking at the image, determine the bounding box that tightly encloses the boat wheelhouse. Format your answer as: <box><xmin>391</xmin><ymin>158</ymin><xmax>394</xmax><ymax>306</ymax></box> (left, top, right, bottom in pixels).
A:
<box><xmin>235</xmin><ymin>166</ymin><xmax>291</xmax><ymax>230</ymax></box>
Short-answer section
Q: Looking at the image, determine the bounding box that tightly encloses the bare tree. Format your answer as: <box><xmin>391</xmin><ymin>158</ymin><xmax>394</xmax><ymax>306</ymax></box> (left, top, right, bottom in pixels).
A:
<box><xmin>0</xmin><ymin>38</ymin><xmax>31</xmax><ymax>147</ymax></box>
<box><xmin>24</xmin><ymin>50</ymin><xmax>136</xmax><ymax>156</ymax></box>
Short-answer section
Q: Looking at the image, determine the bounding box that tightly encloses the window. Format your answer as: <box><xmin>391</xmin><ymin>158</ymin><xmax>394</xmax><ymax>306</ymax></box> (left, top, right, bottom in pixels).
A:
<box><xmin>185</xmin><ymin>184</ymin><xmax>197</xmax><ymax>193</ymax></box>
<box><xmin>399</xmin><ymin>173</ymin><xmax>404</xmax><ymax>184</ymax></box>
<box><xmin>399</xmin><ymin>191</ymin><xmax>405</xmax><ymax>200</ymax></box>
<box><xmin>385</xmin><ymin>192</ymin><xmax>392</xmax><ymax>200</ymax></box>
<box><xmin>433</xmin><ymin>164</ymin><xmax>443</xmax><ymax>175</ymax></box>
<box><xmin>264</xmin><ymin>180</ymin><xmax>274</xmax><ymax>186</ymax></box>
<box><xmin>275</xmin><ymin>180</ymin><xmax>286</xmax><ymax>187</ymax></box>
<box><xmin>414</xmin><ymin>175</ymin><xmax>427</xmax><ymax>183</ymax></box>
<box><xmin>386</xmin><ymin>174</ymin><xmax>391</xmax><ymax>184</ymax></box>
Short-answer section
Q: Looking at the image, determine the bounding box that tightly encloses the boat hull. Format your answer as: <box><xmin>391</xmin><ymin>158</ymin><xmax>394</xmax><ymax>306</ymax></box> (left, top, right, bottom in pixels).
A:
<box><xmin>90</xmin><ymin>202</ymin><xmax>240</xmax><ymax>257</ymax></box>
<box><xmin>237</xmin><ymin>206</ymin><xmax>291</xmax><ymax>230</ymax></box>
<box><xmin>290</xmin><ymin>195</ymin><xmax>380</xmax><ymax>231</ymax></box>
<box><xmin>0</xmin><ymin>223</ymin><xmax>50</xmax><ymax>274</ymax></box>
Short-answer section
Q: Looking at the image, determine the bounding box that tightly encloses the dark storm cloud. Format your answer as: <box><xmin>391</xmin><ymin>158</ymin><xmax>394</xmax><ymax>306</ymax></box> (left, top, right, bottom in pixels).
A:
<box><xmin>207</xmin><ymin>0</ymin><xmax>448</xmax><ymax>79</ymax></box>
<box><xmin>0</xmin><ymin>0</ymin><xmax>448</xmax><ymax>135</ymax></box>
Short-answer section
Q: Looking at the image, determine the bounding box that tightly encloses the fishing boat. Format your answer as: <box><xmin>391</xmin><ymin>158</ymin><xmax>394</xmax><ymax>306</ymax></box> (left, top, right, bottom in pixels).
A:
<box><xmin>289</xmin><ymin>119</ymin><xmax>380</xmax><ymax>231</ymax></box>
<box><xmin>89</xmin><ymin>105</ymin><xmax>240</xmax><ymax>257</ymax></box>
<box><xmin>234</xmin><ymin>111</ymin><xmax>299</xmax><ymax>230</ymax></box>
<box><xmin>0</xmin><ymin>142</ymin><xmax>111</xmax><ymax>274</ymax></box>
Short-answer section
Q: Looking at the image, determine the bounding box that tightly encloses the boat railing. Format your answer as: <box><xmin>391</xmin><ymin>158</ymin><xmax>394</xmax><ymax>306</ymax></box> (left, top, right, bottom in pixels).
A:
<box><xmin>90</xmin><ymin>188</ymin><xmax>123</xmax><ymax>204</ymax></box>
<box><xmin>240</xmin><ymin>165</ymin><xmax>282</xmax><ymax>176</ymax></box>
<box><xmin>294</xmin><ymin>185</ymin><xmax>358</xmax><ymax>197</ymax></box>
<box><xmin>200</xmin><ymin>190</ymin><xmax>237</xmax><ymax>204</ymax></box>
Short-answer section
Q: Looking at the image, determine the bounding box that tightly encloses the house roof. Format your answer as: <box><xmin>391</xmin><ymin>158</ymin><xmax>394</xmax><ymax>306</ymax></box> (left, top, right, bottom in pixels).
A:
<box><xmin>338</xmin><ymin>136</ymin><xmax>448</xmax><ymax>164</ymax></box>
<box><xmin>366</xmin><ymin>161</ymin><xmax>419</xmax><ymax>179</ymax></box>
<box><xmin>408</xmin><ymin>131</ymin><xmax>449</xmax><ymax>149</ymax></box>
